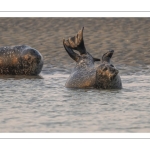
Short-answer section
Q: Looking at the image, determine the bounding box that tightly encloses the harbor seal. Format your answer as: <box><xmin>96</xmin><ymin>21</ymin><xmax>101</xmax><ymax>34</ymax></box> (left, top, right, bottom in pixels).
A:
<box><xmin>95</xmin><ymin>50</ymin><xmax>122</xmax><ymax>89</ymax></box>
<box><xmin>0</xmin><ymin>45</ymin><xmax>43</xmax><ymax>75</ymax></box>
<box><xmin>63</xmin><ymin>27</ymin><xmax>122</xmax><ymax>89</ymax></box>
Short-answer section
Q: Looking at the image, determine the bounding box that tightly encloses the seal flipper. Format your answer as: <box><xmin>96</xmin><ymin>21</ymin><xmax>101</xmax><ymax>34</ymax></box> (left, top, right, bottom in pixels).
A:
<box><xmin>63</xmin><ymin>39</ymin><xmax>80</xmax><ymax>62</ymax></box>
<box><xmin>64</xmin><ymin>27</ymin><xmax>86</xmax><ymax>54</ymax></box>
<box><xmin>63</xmin><ymin>27</ymin><xmax>100</xmax><ymax>62</ymax></box>
<box><xmin>102</xmin><ymin>50</ymin><xmax>114</xmax><ymax>63</ymax></box>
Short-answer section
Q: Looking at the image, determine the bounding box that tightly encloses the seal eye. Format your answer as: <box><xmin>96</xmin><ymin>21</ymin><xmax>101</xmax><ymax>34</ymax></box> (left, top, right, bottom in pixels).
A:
<box><xmin>110</xmin><ymin>64</ymin><xmax>114</xmax><ymax>67</ymax></box>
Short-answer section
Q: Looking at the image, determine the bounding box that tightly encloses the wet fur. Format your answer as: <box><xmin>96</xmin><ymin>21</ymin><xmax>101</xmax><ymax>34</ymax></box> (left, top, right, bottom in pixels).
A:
<box><xmin>65</xmin><ymin>52</ymin><xmax>97</xmax><ymax>88</ymax></box>
<box><xmin>95</xmin><ymin>64</ymin><xmax>122</xmax><ymax>89</ymax></box>
<box><xmin>0</xmin><ymin>45</ymin><xmax>43</xmax><ymax>75</ymax></box>
<box><xmin>63</xmin><ymin>27</ymin><xmax>122</xmax><ymax>89</ymax></box>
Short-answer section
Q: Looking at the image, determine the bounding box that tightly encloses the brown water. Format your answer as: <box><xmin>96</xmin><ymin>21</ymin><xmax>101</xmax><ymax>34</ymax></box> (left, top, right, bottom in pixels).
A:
<box><xmin>0</xmin><ymin>18</ymin><xmax>150</xmax><ymax>132</ymax></box>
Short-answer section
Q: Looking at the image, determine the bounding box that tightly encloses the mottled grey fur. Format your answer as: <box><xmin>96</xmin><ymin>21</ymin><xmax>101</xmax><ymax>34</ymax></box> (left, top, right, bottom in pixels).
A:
<box><xmin>0</xmin><ymin>45</ymin><xmax>43</xmax><ymax>75</ymax></box>
<box><xmin>65</xmin><ymin>52</ymin><xmax>98</xmax><ymax>88</ymax></box>
<box><xmin>95</xmin><ymin>50</ymin><xmax>122</xmax><ymax>89</ymax></box>
<box><xmin>63</xmin><ymin>27</ymin><xmax>122</xmax><ymax>89</ymax></box>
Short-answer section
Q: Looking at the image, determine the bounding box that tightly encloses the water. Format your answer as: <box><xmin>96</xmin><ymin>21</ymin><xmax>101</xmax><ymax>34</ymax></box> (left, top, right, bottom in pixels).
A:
<box><xmin>0</xmin><ymin>73</ymin><xmax>150</xmax><ymax>132</ymax></box>
<box><xmin>0</xmin><ymin>18</ymin><xmax>150</xmax><ymax>132</ymax></box>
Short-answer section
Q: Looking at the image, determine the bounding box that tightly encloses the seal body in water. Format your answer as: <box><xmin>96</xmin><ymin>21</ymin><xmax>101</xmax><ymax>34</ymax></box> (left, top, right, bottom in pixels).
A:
<box><xmin>0</xmin><ymin>45</ymin><xmax>43</xmax><ymax>75</ymax></box>
<box><xmin>63</xmin><ymin>27</ymin><xmax>122</xmax><ymax>89</ymax></box>
<box><xmin>63</xmin><ymin>27</ymin><xmax>100</xmax><ymax>88</ymax></box>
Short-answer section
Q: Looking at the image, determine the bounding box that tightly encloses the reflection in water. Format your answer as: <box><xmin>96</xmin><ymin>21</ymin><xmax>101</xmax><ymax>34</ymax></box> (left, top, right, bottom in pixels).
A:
<box><xmin>0</xmin><ymin>18</ymin><xmax>150</xmax><ymax>132</ymax></box>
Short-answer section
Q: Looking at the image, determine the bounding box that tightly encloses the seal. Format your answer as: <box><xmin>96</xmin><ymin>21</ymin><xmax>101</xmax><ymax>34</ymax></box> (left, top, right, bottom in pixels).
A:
<box><xmin>0</xmin><ymin>45</ymin><xmax>43</xmax><ymax>75</ymax></box>
<box><xmin>63</xmin><ymin>27</ymin><xmax>122</xmax><ymax>89</ymax></box>
<box><xmin>63</xmin><ymin>27</ymin><xmax>100</xmax><ymax>88</ymax></box>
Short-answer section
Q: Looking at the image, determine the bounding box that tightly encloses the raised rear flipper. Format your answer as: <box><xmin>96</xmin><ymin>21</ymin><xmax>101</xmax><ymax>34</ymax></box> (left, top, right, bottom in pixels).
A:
<box><xmin>63</xmin><ymin>39</ymin><xmax>80</xmax><ymax>62</ymax></box>
<box><xmin>63</xmin><ymin>27</ymin><xmax>86</xmax><ymax>54</ymax></box>
<box><xmin>63</xmin><ymin>27</ymin><xmax>100</xmax><ymax>62</ymax></box>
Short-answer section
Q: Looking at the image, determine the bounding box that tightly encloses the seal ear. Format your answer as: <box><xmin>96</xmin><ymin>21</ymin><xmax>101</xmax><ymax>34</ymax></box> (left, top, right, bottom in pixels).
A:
<box><xmin>63</xmin><ymin>39</ymin><xmax>80</xmax><ymax>62</ymax></box>
<box><xmin>64</xmin><ymin>27</ymin><xmax>86</xmax><ymax>54</ymax></box>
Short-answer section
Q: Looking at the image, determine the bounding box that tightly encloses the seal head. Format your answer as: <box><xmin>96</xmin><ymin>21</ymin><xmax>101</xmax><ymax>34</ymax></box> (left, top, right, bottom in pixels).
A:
<box><xmin>21</xmin><ymin>47</ymin><xmax>43</xmax><ymax>75</ymax></box>
<box><xmin>95</xmin><ymin>50</ymin><xmax>122</xmax><ymax>89</ymax></box>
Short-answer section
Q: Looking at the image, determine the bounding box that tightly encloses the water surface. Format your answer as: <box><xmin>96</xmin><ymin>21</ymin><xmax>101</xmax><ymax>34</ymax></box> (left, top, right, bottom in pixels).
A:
<box><xmin>0</xmin><ymin>18</ymin><xmax>150</xmax><ymax>132</ymax></box>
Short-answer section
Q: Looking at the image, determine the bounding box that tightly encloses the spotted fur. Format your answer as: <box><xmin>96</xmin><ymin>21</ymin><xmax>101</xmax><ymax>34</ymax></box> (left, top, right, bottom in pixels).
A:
<box><xmin>63</xmin><ymin>27</ymin><xmax>122</xmax><ymax>89</ymax></box>
<box><xmin>65</xmin><ymin>52</ymin><xmax>98</xmax><ymax>88</ymax></box>
<box><xmin>95</xmin><ymin>63</ymin><xmax>122</xmax><ymax>89</ymax></box>
<box><xmin>0</xmin><ymin>45</ymin><xmax>43</xmax><ymax>75</ymax></box>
